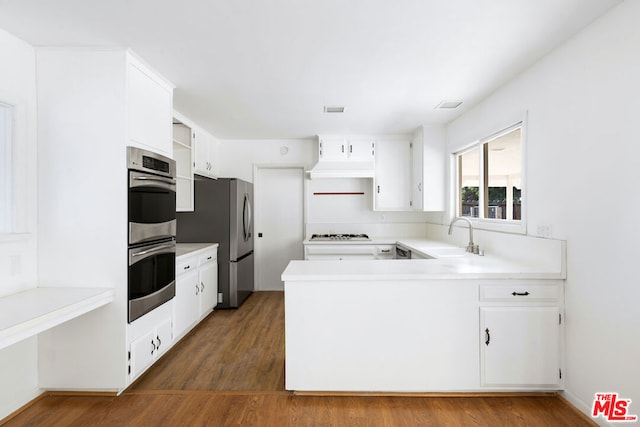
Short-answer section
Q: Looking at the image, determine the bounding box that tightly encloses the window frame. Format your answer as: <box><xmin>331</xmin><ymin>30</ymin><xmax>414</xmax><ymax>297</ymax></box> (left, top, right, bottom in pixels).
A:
<box><xmin>451</xmin><ymin>121</ymin><xmax>527</xmax><ymax>235</ymax></box>
<box><xmin>0</xmin><ymin>101</ymin><xmax>12</xmax><ymax>233</ymax></box>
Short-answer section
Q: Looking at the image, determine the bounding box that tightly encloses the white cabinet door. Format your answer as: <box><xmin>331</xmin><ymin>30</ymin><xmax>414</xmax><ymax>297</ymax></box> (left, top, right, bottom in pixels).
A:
<box><xmin>155</xmin><ymin>317</ymin><xmax>173</xmax><ymax>356</ymax></box>
<box><xmin>129</xmin><ymin>330</ymin><xmax>155</xmax><ymax>379</ymax></box>
<box><xmin>318</xmin><ymin>137</ymin><xmax>348</xmax><ymax>161</ymax></box>
<box><xmin>411</xmin><ymin>126</ymin><xmax>446</xmax><ymax>212</ymax></box>
<box><xmin>374</xmin><ymin>139</ymin><xmax>412</xmax><ymax>211</ymax></box>
<box><xmin>480</xmin><ymin>307</ymin><xmax>561</xmax><ymax>388</ymax></box>
<box><xmin>174</xmin><ymin>267</ymin><xmax>199</xmax><ymax>337</ymax></box>
<box><xmin>347</xmin><ymin>139</ymin><xmax>375</xmax><ymax>162</ymax></box>
<box><xmin>318</xmin><ymin>138</ymin><xmax>375</xmax><ymax>162</ymax></box>
<box><xmin>199</xmin><ymin>259</ymin><xmax>218</xmax><ymax>315</ymax></box>
<box><xmin>193</xmin><ymin>127</ymin><xmax>219</xmax><ymax>178</ymax></box>
<box><xmin>411</xmin><ymin>136</ymin><xmax>424</xmax><ymax>211</ymax></box>
<box><xmin>128</xmin><ymin>62</ymin><xmax>173</xmax><ymax>156</ymax></box>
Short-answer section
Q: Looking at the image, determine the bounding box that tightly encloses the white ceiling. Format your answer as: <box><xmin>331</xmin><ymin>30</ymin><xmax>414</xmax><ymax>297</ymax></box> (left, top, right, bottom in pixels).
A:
<box><xmin>0</xmin><ymin>0</ymin><xmax>620</xmax><ymax>139</ymax></box>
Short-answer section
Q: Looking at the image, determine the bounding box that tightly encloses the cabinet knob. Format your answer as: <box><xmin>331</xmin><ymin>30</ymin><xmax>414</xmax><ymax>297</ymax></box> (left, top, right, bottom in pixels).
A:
<box><xmin>195</xmin><ymin>284</ymin><xmax>199</xmax><ymax>295</ymax></box>
<box><xmin>484</xmin><ymin>328</ymin><xmax>491</xmax><ymax>346</ymax></box>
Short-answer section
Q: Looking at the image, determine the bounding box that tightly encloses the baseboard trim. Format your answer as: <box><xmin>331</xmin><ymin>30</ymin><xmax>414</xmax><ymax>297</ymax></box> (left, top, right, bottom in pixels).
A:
<box><xmin>558</xmin><ymin>391</ymin><xmax>602</xmax><ymax>426</ymax></box>
<box><xmin>0</xmin><ymin>391</ymin><xmax>118</xmax><ymax>426</ymax></box>
<box><xmin>292</xmin><ymin>391</ymin><xmax>558</xmax><ymax>398</ymax></box>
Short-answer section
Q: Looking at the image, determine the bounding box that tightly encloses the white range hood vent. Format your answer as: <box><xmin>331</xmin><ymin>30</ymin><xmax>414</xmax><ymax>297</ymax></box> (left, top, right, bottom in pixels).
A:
<box><xmin>308</xmin><ymin>160</ymin><xmax>375</xmax><ymax>179</ymax></box>
<box><xmin>308</xmin><ymin>137</ymin><xmax>376</xmax><ymax>179</ymax></box>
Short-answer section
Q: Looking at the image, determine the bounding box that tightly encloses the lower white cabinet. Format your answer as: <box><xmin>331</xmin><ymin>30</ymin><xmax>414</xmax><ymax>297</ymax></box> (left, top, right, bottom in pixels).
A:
<box><xmin>129</xmin><ymin>317</ymin><xmax>173</xmax><ymax>380</ymax></box>
<box><xmin>174</xmin><ymin>244</ymin><xmax>219</xmax><ymax>338</ymax></box>
<box><xmin>174</xmin><ymin>261</ymin><xmax>200</xmax><ymax>337</ymax></box>
<box><xmin>480</xmin><ymin>307</ymin><xmax>560</xmax><ymax>387</ymax></box>
<box><xmin>479</xmin><ymin>281</ymin><xmax>563</xmax><ymax>389</ymax></box>
<box><xmin>199</xmin><ymin>251</ymin><xmax>218</xmax><ymax>314</ymax></box>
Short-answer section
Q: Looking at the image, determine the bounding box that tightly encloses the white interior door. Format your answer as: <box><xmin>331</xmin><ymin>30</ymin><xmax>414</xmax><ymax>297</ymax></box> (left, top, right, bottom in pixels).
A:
<box><xmin>255</xmin><ymin>167</ymin><xmax>304</xmax><ymax>291</ymax></box>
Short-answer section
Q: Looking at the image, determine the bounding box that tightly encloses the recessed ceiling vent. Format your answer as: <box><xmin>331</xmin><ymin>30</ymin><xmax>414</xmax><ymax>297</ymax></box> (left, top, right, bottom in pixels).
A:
<box><xmin>324</xmin><ymin>105</ymin><xmax>345</xmax><ymax>113</ymax></box>
<box><xmin>435</xmin><ymin>100</ymin><xmax>463</xmax><ymax>109</ymax></box>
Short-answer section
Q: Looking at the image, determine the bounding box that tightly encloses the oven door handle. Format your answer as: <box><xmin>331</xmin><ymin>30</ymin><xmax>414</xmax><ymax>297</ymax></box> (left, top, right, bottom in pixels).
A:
<box><xmin>132</xmin><ymin>176</ymin><xmax>176</xmax><ymax>185</ymax></box>
<box><xmin>131</xmin><ymin>243</ymin><xmax>175</xmax><ymax>258</ymax></box>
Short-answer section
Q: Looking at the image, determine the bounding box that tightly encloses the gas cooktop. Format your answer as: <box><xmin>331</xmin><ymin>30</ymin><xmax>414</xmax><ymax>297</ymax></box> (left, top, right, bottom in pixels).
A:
<box><xmin>310</xmin><ymin>233</ymin><xmax>370</xmax><ymax>241</ymax></box>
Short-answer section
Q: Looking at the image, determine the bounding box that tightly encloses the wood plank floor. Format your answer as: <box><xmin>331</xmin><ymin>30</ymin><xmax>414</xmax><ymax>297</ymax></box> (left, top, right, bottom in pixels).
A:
<box><xmin>2</xmin><ymin>291</ymin><xmax>596</xmax><ymax>426</ymax></box>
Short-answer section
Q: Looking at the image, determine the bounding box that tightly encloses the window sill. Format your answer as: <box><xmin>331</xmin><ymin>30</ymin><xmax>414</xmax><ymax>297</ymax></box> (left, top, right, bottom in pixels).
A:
<box><xmin>457</xmin><ymin>218</ymin><xmax>527</xmax><ymax>235</ymax></box>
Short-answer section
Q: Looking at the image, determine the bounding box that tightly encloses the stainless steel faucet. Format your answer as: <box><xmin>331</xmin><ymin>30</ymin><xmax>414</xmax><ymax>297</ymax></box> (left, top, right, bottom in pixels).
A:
<box><xmin>448</xmin><ymin>217</ymin><xmax>479</xmax><ymax>254</ymax></box>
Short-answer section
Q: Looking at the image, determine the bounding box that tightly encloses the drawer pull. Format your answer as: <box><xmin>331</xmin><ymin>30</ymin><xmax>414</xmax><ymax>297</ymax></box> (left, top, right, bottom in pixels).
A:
<box><xmin>511</xmin><ymin>291</ymin><xmax>530</xmax><ymax>296</ymax></box>
<box><xmin>485</xmin><ymin>328</ymin><xmax>490</xmax><ymax>346</ymax></box>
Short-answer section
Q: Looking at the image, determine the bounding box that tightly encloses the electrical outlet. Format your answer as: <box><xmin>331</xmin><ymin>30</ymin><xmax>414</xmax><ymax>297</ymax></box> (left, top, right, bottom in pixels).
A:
<box><xmin>536</xmin><ymin>224</ymin><xmax>552</xmax><ymax>237</ymax></box>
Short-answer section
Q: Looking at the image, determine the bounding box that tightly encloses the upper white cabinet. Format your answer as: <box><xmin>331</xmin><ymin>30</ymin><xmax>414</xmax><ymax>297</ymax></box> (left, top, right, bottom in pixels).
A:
<box><xmin>319</xmin><ymin>137</ymin><xmax>375</xmax><ymax>163</ymax></box>
<box><xmin>194</xmin><ymin>126</ymin><xmax>219</xmax><ymax>179</ymax></box>
<box><xmin>411</xmin><ymin>126</ymin><xmax>445</xmax><ymax>212</ymax></box>
<box><xmin>127</xmin><ymin>57</ymin><xmax>174</xmax><ymax>157</ymax></box>
<box><xmin>374</xmin><ymin>138</ymin><xmax>412</xmax><ymax>211</ymax></box>
<box><xmin>173</xmin><ymin>112</ymin><xmax>195</xmax><ymax>212</ymax></box>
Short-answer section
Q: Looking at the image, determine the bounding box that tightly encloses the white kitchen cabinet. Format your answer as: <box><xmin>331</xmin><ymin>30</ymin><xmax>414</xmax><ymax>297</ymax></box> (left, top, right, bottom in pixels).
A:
<box><xmin>193</xmin><ymin>126</ymin><xmax>219</xmax><ymax>179</ymax></box>
<box><xmin>198</xmin><ymin>249</ymin><xmax>218</xmax><ymax>315</ymax></box>
<box><xmin>479</xmin><ymin>281</ymin><xmax>563</xmax><ymax>389</ymax></box>
<box><xmin>174</xmin><ymin>244</ymin><xmax>219</xmax><ymax>339</ymax></box>
<box><xmin>174</xmin><ymin>256</ymin><xmax>200</xmax><ymax>338</ymax></box>
<box><xmin>127</xmin><ymin>57</ymin><xmax>174</xmax><ymax>157</ymax></box>
<box><xmin>374</xmin><ymin>139</ymin><xmax>412</xmax><ymax>211</ymax></box>
<box><xmin>480</xmin><ymin>307</ymin><xmax>561</xmax><ymax>388</ymax></box>
<box><xmin>173</xmin><ymin>115</ymin><xmax>194</xmax><ymax>212</ymax></box>
<box><xmin>318</xmin><ymin>136</ymin><xmax>375</xmax><ymax>162</ymax></box>
<box><xmin>129</xmin><ymin>317</ymin><xmax>173</xmax><ymax>381</ymax></box>
<box><xmin>410</xmin><ymin>126</ymin><xmax>445</xmax><ymax>212</ymax></box>
<box><xmin>36</xmin><ymin>49</ymin><xmax>174</xmax><ymax>392</ymax></box>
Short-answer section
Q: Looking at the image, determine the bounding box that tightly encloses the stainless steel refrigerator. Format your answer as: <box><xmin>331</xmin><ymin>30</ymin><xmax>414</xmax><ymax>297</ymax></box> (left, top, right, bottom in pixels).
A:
<box><xmin>176</xmin><ymin>177</ymin><xmax>253</xmax><ymax>308</ymax></box>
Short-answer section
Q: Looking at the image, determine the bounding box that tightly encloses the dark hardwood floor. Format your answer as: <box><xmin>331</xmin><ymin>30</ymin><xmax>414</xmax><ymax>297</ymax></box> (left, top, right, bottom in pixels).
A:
<box><xmin>2</xmin><ymin>291</ymin><xmax>596</xmax><ymax>426</ymax></box>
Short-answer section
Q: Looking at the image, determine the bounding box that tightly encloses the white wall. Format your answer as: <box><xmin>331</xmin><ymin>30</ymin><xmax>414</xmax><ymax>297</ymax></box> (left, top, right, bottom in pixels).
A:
<box><xmin>220</xmin><ymin>138</ymin><xmax>431</xmax><ymax>237</ymax></box>
<box><xmin>0</xmin><ymin>28</ymin><xmax>40</xmax><ymax>419</ymax></box>
<box><xmin>218</xmin><ymin>138</ymin><xmax>316</xmax><ymax>182</ymax></box>
<box><xmin>446</xmin><ymin>1</ymin><xmax>639</xmax><ymax>421</ymax></box>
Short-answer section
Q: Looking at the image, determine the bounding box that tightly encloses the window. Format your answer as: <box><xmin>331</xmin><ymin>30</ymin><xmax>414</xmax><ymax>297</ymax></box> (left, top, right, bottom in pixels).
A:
<box><xmin>0</xmin><ymin>102</ymin><xmax>12</xmax><ymax>232</ymax></box>
<box><xmin>455</xmin><ymin>123</ymin><xmax>523</xmax><ymax>224</ymax></box>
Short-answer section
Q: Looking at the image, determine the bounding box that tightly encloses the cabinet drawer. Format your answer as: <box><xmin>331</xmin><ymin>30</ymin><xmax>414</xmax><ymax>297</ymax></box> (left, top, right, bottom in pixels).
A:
<box><xmin>176</xmin><ymin>257</ymin><xmax>197</xmax><ymax>275</ymax></box>
<box><xmin>480</xmin><ymin>283</ymin><xmax>560</xmax><ymax>302</ymax></box>
<box><xmin>199</xmin><ymin>248</ymin><xmax>217</xmax><ymax>265</ymax></box>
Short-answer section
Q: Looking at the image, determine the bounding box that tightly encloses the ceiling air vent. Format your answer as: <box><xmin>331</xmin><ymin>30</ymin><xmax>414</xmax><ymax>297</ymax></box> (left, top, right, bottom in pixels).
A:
<box><xmin>435</xmin><ymin>100</ymin><xmax>463</xmax><ymax>109</ymax></box>
<box><xmin>324</xmin><ymin>106</ymin><xmax>345</xmax><ymax>113</ymax></box>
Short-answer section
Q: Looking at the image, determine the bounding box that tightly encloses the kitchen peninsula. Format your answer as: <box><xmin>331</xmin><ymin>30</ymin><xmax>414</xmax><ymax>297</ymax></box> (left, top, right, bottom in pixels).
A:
<box><xmin>282</xmin><ymin>238</ymin><xmax>565</xmax><ymax>393</ymax></box>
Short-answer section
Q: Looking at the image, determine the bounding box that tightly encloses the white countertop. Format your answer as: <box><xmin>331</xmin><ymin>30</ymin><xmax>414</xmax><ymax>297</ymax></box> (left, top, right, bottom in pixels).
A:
<box><xmin>176</xmin><ymin>243</ymin><xmax>218</xmax><ymax>258</ymax></box>
<box><xmin>0</xmin><ymin>287</ymin><xmax>115</xmax><ymax>350</ymax></box>
<box><xmin>286</xmin><ymin>238</ymin><xmax>564</xmax><ymax>280</ymax></box>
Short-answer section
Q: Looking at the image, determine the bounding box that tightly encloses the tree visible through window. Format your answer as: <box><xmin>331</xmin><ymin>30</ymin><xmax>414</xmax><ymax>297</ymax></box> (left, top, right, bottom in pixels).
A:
<box><xmin>456</xmin><ymin>124</ymin><xmax>523</xmax><ymax>222</ymax></box>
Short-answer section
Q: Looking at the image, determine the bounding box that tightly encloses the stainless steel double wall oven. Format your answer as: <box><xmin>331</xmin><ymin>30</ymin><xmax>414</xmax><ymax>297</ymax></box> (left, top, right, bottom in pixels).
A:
<box><xmin>127</xmin><ymin>147</ymin><xmax>177</xmax><ymax>323</ymax></box>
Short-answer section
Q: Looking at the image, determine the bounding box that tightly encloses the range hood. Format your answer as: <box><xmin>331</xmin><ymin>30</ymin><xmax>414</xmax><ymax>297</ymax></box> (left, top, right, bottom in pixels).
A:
<box><xmin>308</xmin><ymin>137</ymin><xmax>376</xmax><ymax>179</ymax></box>
<box><xmin>308</xmin><ymin>160</ymin><xmax>376</xmax><ymax>179</ymax></box>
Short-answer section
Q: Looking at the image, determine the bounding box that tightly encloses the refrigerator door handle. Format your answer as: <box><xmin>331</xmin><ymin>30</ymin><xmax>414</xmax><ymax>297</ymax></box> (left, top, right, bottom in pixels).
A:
<box><xmin>243</xmin><ymin>193</ymin><xmax>252</xmax><ymax>242</ymax></box>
